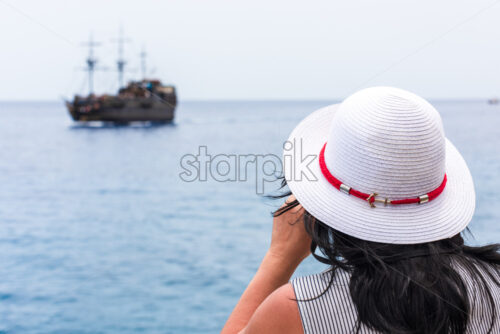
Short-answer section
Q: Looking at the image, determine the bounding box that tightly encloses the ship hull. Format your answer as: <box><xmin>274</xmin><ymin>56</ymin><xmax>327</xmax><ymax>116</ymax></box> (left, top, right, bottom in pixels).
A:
<box><xmin>66</xmin><ymin>97</ymin><xmax>176</xmax><ymax>123</ymax></box>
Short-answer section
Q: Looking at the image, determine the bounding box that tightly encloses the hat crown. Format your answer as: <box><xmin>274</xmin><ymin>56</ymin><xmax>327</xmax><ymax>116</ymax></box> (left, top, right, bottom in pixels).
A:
<box><xmin>324</xmin><ymin>87</ymin><xmax>446</xmax><ymax>199</ymax></box>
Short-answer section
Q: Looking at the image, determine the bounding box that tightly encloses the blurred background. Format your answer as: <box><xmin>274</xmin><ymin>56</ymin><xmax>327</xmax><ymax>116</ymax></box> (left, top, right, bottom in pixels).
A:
<box><xmin>0</xmin><ymin>1</ymin><xmax>499</xmax><ymax>333</ymax></box>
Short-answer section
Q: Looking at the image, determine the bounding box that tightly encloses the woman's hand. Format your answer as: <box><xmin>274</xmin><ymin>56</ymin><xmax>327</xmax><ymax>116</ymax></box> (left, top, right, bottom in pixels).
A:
<box><xmin>266</xmin><ymin>195</ymin><xmax>312</xmax><ymax>270</ymax></box>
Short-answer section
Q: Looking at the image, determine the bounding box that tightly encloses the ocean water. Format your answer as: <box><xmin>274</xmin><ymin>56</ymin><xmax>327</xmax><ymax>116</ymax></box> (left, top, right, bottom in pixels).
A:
<box><xmin>0</xmin><ymin>100</ymin><xmax>499</xmax><ymax>333</ymax></box>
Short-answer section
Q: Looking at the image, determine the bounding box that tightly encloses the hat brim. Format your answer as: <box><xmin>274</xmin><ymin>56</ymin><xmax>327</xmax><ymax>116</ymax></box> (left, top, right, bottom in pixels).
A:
<box><xmin>284</xmin><ymin>104</ymin><xmax>475</xmax><ymax>244</ymax></box>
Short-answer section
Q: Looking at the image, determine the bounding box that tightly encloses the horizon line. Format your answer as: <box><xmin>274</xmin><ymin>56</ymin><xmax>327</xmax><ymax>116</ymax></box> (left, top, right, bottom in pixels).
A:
<box><xmin>0</xmin><ymin>97</ymin><xmax>496</xmax><ymax>103</ymax></box>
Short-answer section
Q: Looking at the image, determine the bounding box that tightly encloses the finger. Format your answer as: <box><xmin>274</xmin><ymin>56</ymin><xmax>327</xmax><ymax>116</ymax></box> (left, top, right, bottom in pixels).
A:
<box><xmin>285</xmin><ymin>194</ymin><xmax>296</xmax><ymax>204</ymax></box>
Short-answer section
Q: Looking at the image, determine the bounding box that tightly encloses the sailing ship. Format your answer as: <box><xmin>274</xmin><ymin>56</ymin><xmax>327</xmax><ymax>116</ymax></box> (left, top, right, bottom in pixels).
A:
<box><xmin>66</xmin><ymin>32</ymin><xmax>177</xmax><ymax>123</ymax></box>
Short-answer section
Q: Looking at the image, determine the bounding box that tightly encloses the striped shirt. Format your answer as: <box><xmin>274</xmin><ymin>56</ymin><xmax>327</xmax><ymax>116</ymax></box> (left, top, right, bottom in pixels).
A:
<box><xmin>291</xmin><ymin>265</ymin><xmax>500</xmax><ymax>334</ymax></box>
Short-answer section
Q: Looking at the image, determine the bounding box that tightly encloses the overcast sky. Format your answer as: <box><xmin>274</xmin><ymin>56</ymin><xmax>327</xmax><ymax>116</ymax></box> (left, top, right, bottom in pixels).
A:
<box><xmin>0</xmin><ymin>0</ymin><xmax>499</xmax><ymax>100</ymax></box>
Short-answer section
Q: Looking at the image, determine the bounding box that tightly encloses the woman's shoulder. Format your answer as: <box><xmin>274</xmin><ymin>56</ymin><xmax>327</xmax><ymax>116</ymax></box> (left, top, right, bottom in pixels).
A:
<box><xmin>242</xmin><ymin>283</ymin><xmax>303</xmax><ymax>334</ymax></box>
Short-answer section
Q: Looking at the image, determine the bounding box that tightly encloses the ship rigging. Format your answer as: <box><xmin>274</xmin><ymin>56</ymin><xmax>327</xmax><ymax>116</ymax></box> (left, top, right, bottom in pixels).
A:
<box><xmin>65</xmin><ymin>30</ymin><xmax>177</xmax><ymax>123</ymax></box>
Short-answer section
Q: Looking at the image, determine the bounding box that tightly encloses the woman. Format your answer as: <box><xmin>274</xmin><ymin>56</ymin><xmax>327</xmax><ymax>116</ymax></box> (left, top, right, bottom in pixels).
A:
<box><xmin>222</xmin><ymin>87</ymin><xmax>500</xmax><ymax>334</ymax></box>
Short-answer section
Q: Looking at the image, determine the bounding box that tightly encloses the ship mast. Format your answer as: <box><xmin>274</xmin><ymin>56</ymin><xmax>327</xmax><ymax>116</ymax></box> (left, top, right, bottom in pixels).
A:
<box><xmin>112</xmin><ymin>27</ymin><xmax>131</xmax><ymax>89</ymax></box>
<box><xmin>140</xmin><ymin>47</ymin><xmax>147</xmax><ymax>79</ymax></box>
<box><xmin>82</xmin><ymin>34</ymin><xmax>100</xmax><ymax>95</ymax></box>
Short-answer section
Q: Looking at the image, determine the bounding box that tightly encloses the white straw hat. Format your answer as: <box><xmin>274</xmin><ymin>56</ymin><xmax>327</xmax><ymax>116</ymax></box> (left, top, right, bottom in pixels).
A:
<box><xmin>284</xmin><ymin>87</ymin><xmax>475</xmax><ymax>244</ymax></box>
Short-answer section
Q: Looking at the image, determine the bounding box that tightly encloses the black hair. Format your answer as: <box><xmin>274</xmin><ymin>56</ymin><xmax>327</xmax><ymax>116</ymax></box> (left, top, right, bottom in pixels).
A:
<box><xmin>272</xmin><ymin>178</ymin><xmax>500</xmax><ymax>334</ymax></box>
